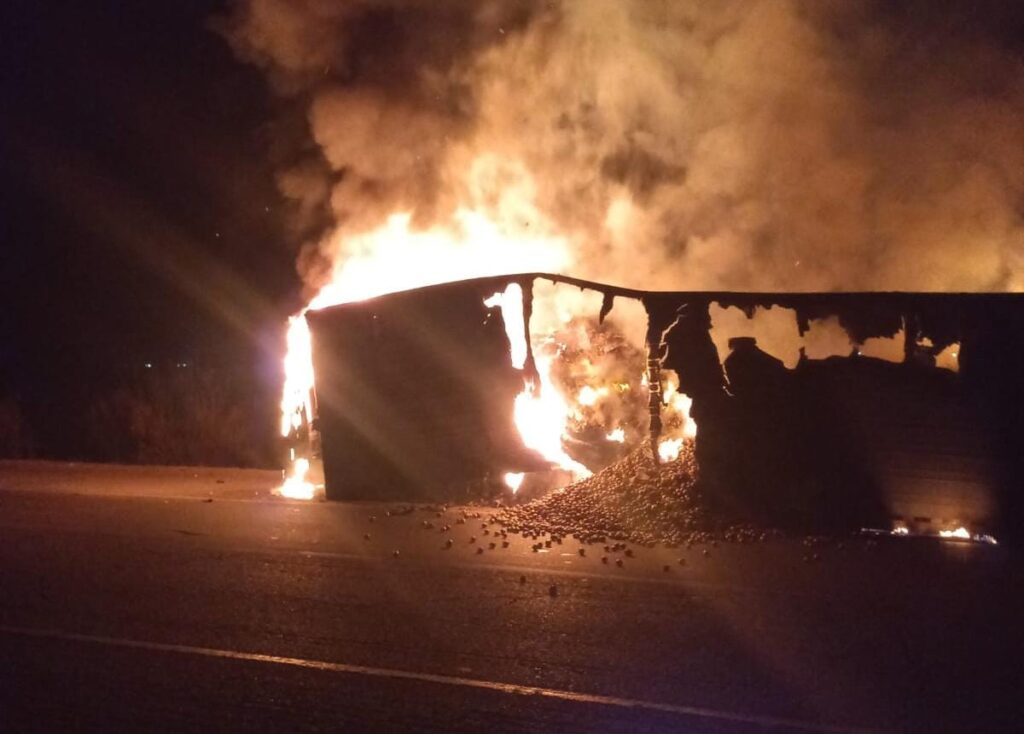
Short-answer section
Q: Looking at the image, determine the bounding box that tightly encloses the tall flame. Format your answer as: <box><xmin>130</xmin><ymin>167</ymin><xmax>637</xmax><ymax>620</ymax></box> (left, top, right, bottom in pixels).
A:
<box><xmin>483</xmin><ymin>283</ymin><xmax>527</xmax><ymax>369</ymax></box>
<box><xmin>277</xmin><ymin>178</ymin><xmax>576</xmax><ymax>498</ymax></box>
<box><xmin>276</xmin><ymin>164</ymin><xmax>700</xmax><ymax>498</ymax></box>
<box><xmin>485</xmin><ymin>283</ymin><xmax>591</xmax><ymax>479</ymax></box>
<box><xmin>280</xmin><ymin>314</ymin><xmax>314</xmax><ymax>437</ymax></box>
<box><xmin>657</xmin><ymin>369</ymin><xmax>697</xmax><ymax>461</ymax></box>
<box><xmin>512</xmin><ymin>357</ymin><xmax>591</xmax><ymax>478</ymax></box>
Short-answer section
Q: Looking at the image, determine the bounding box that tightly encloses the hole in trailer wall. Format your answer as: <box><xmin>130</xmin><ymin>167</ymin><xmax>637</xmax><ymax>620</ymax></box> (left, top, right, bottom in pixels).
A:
<box><xmin>709</xmin><ymin>304</ymin><xmax>804</xmax><ymax>370</ymax></box>
<box><xmin>527</xmin><ymin>279</ymin><xmax>651</xmax><ymax>473</ymax></box>
<box><xmin>708</xmin><ymin>304</ymin><xmax>947</xmax><ymax>372</ymax></box>
<box><xmin>526</xmin><ymin>279</ymin><xmax>699</xmax><ymax>470</ymax></box>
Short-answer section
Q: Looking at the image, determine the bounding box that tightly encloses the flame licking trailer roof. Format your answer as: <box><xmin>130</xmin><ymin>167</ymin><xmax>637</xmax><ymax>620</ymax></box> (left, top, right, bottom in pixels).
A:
<box><xmin>305</xmin><ymin>273</ymin><xmax>1024</xmax><ymax>544</ymax></box>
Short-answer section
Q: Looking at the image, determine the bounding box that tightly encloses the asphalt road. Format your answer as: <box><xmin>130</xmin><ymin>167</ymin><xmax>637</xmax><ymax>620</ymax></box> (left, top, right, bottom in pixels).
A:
<box><xmin>0</xmin><ymin>461</ymin><xmax>1020</xmax><ymax>732</ymax></box>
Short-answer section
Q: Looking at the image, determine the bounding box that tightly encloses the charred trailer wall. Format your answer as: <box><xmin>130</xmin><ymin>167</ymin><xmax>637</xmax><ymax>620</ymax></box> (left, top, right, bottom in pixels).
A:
<box><xmin>306</xmin><ymin>277</ymin><xmax>545</xmax><ymax>501</ymax></box>
<box><xmin>653</xmin><ymin>292</ymin><xmax>1024</xmax><ymax>541</ymax></box>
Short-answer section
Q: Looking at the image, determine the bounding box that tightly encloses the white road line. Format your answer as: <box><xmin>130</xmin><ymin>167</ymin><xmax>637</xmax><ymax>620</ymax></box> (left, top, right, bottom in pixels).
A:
<box><xmin>0</xmin><ymin>625</ymin><xmax>879</xmax><ymax>734</ymax></box>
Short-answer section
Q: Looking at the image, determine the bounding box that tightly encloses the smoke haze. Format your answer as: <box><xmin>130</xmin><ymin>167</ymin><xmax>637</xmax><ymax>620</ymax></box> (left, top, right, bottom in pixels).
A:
<box><xmin>218</xmin><ymin>0</ymin><xmax>1024</xmax><ymax>294</ymax></box>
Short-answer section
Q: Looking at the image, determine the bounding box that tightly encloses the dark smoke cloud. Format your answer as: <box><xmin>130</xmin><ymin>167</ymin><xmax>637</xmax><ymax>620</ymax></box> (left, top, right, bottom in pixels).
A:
<box><xmin>218</xmin><ymin>0</ymin><xmax>1024</xmax><ymax>293</ymax></box>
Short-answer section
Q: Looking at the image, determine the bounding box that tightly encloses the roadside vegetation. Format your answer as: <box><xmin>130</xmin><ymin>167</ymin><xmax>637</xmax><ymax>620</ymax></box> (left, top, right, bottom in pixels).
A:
<box><xmin>0</xmin><ymin>366</ymin><xmax>279</xmax><ymax>469</ymax></box>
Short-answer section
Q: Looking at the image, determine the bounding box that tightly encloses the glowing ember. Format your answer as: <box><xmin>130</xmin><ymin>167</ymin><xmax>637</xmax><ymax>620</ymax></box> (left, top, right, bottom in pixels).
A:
<box><xmin>935</xmin><ymin>342</ymin><xmax>960</xmax><ymax>372</ymax></box>
<box><xmin>504</xmin><ymin>472</ymin><xmax>525</xmax><ymax>492</ymax></box>
<box><xmin>889</xmin><ymin>523</ymin><xmax>997</xmax><ymax>544</ymax></box>
<box><xmin>658</xmin><ymin>438</ymin><xmax>684</xmax><ymax>462</ymax></box>
<box><xmin>577</xmin><ymin>385</ymin><xmax>608</xmax><ymax>406</ymax></box>
<box><xmin>606</xmin><ymin>428</ymin><xmax>625</xmax><ymax>443</ymax></box>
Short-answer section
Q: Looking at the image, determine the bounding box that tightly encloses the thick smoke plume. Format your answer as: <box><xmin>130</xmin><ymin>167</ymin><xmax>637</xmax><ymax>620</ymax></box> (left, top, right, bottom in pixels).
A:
<box><xmin>219</xmin><ymin>0</ymin><xmax>1024</xmax><ymax>293</ymax></box>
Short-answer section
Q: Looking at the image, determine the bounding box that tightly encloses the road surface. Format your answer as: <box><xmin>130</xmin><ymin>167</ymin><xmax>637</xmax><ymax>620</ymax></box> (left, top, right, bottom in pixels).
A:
<box><xmin>0</xmin><ymin>460</ymin><xmax>1019</xmax><ymax>732</ymax></box>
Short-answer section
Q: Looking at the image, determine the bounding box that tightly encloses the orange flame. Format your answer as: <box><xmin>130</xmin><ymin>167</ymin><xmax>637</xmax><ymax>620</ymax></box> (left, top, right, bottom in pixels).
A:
<box><xmin>276</xmin><ymin>168</ymin><xmax>701</xmax><ymax>497</ymax></box>
<box><xmin>279</xmin><ymin>457</ymin><xmax>314</xmax><ymax>500</ymax></box>
<box><xmin>277</xmin><ymin>179</ymin><xmax>574</xmax><ymax>498</ymax></box>
<box><xmin>485</xmin><ymin>284</ymin><xmax>591</xmax><ymax>479</ymax></box>
<box><xmin>656</xmin><ymin>369</ymin><xmax>697</xmax><ymax>461</ymax></box>
<box><xmin>504</xmin><ymin>472</ymin><xmax>525</xmax><ymax>493</ymax></box>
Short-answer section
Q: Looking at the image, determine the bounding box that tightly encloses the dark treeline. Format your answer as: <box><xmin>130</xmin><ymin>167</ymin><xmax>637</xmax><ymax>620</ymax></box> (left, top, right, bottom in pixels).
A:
<box><xmin>0</xmin><ymin>355</ymin><xmax>281</xmax><ymax>469</ymax></box>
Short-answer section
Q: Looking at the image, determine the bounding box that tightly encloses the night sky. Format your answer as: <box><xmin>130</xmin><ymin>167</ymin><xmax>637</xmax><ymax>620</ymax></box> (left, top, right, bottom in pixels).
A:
<box><xmin>1</xmin><ymin>1</ymin><xmax>294</xmax><ymax>394</ymax></box>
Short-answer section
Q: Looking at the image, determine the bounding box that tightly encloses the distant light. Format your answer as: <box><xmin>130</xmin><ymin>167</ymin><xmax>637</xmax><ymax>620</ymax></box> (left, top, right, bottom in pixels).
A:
<box><xmin>891</xmin><ymin>525</ymin><xmax>909</xmax><ymax>536</ymax></box>
<box><xmin>144</xmin><ymin>363</ymin><xmax>152</xmax><ymax>369</ymax></box>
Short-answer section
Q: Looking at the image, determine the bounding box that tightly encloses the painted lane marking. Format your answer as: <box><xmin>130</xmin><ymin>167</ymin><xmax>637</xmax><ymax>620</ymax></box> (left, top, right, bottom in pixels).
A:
<box><xmin>0</xmin><ymin>625</ymin><xmax>881</xmax><ymax>734</ymax></box>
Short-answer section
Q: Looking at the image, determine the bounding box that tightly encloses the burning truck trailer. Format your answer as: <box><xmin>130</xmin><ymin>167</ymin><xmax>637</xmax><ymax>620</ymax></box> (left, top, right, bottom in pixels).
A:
<box><xmin>287</xmin><ymin>273</ymin><xmax>1024</xmax><ymax>546</ymax></box>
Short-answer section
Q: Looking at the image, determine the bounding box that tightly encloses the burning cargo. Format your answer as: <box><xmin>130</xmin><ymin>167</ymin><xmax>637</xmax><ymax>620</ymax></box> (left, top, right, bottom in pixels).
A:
<box><xmin>288</xmin><ymin>273</ymin><xmax>1024</xmax><ymax>544</ymax></box>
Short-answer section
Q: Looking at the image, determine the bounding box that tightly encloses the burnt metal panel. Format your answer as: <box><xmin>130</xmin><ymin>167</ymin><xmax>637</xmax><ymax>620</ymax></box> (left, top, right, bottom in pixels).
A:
<box><xmin>307</xmin><ymin>276</ymin><xmax>544</xmax><ymax>501</ymax></box>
